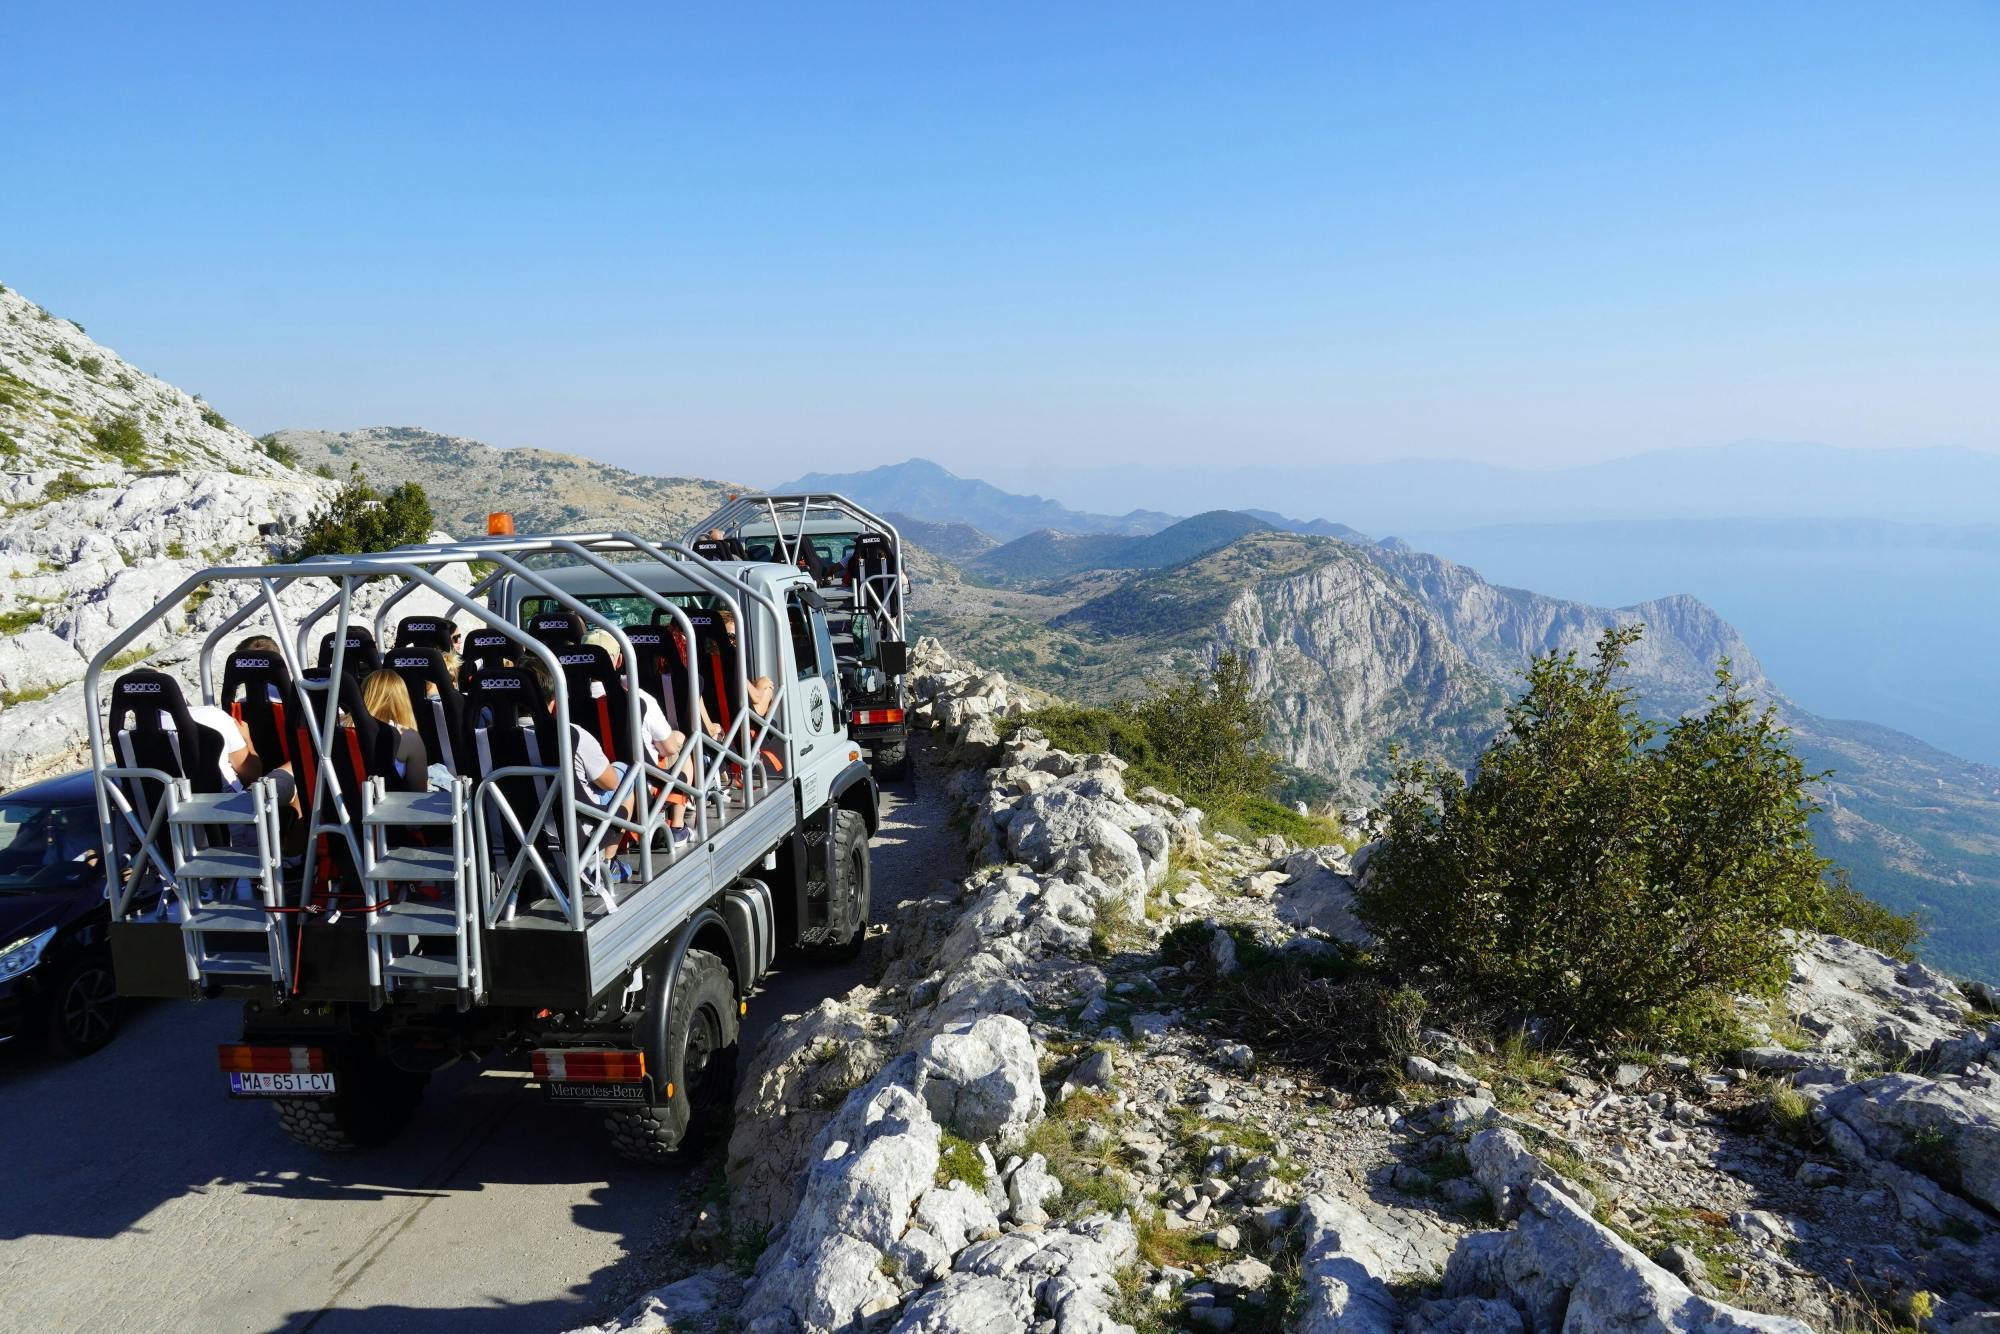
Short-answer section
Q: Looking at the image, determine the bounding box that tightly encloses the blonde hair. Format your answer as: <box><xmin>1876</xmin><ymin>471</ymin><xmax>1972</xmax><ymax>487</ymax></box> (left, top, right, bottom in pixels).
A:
<box><xmin>362</xmin><ymin>669</ymin><xmax>418</xmax><ymax>730</ymax></box>
<box><xmin>584</xmin><ymin>627</ymin><xmax>620</xmax><ymax>656</ymax></box>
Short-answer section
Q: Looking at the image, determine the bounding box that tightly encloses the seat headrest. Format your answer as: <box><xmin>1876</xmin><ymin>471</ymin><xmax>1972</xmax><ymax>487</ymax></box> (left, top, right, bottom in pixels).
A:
<box><xmin>109</xmin><ymin>668</ymin><xmax>196</xmax><ymax>731</ymax></box>
<box><xmin>396</xmin><ymin>616</ymin><xmax>454</xmax><ymax>650</ymax></box>
<box><xmin>692</xmin><ymin>538</ymin><xmax>728</xmax><ymax>560</ymax></box>
<box><xmin>463</xmin><ymin>666</ymin><xmax>549</xmax><ymax>728</ymax></box>
<box><xmin>316</xmin><ymin>628</ymin><xmax>381</xmax><ymax>672</ymax></box>
<box><xmin>527</xmin><ymin>611</ymin><xmax>584</xmax><ymax>647</ymax></box>
<box><xmin>388</xmin><ymin>646</ymin><xmax>455</xmax><ymax>689</ymax></box>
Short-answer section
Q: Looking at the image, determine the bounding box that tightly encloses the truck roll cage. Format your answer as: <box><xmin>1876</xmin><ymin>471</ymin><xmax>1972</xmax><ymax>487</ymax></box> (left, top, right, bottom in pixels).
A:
<box><xmin>686</xmin><ymin>493</ymin><xmax>908</xmax><ymax>649</ymax></box>
<box><xmin>86</xmin><ymin>529</ymin><xmax>806</xmax><ymax>1008</ymax></box>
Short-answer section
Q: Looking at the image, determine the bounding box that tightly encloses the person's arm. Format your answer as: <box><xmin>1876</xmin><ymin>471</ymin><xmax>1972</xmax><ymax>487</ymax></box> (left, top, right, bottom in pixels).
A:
<box><xmin>594</xmin><ymin>763</ymin><xmax>621</xmax><ymax>792</ymax></box>
<box><xmin>395</xmin><ymin>728</ymin><xmax>428</xmax><ymax>792</ymax></box>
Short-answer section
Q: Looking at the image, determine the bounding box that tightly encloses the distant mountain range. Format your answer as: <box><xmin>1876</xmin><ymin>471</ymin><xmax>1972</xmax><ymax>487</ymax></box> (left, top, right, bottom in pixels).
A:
<box><xmin>1017</xmin><ymin>441</ymin><xmax>2000</xmax><ymax>531</ymax></box>
<box><xmin>773</xmin><ymin>458</ymin><xmax>1359</xmax><ymax>545</ymax></box>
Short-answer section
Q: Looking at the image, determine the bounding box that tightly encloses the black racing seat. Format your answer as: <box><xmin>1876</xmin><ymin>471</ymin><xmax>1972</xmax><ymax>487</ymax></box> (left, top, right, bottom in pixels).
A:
<box><xmin>526</xmin><ymin>610</ymin><xmax>584</xmax><ymax>649</ymax></box>
<box><xmin>107</xmin><ymin>670</ymin><xmax>226</xmax><ymax>838</ymax></box>
<box><xmin>460</xmin><ymin>667</ymin><xmax>561</xmax><ymax>866</ymax></box>
<box><xmin>386</xmin><ymin>647</ymin><xmax>464</xmax><ymax>776</ymax></box>
<box><xmin>299</xmin><ymin>668</ymin><xmax>395</xmax><ymax>829</ymax></box>
<box><xmin>626</xmin><ymin>623</ymin><xmax>694</xmax><ymax>735</ymax></box>
<box><xmin>684</xmin><ymin>611</ymin><xmax>741</xmax><ymax>738</ymax></box>
<box><xmin>395</xmin><ymin>615</ymin><xmax>455</xmax><ymax>651</ymax></box>
<box><xmin>554</xmin><ymin>644</ymin><xmax>637</xmax><ymax>766</ymax></box>
<box><xmin>219</xmin><ymin>649</ymin><xmax>308</xmax><ymax>782</ymax></box>
<box><xmin>459</xmin><ymin>629</ymin><xmax>515</xmax><ymax>690</ymax></box>
<box><xmin>316</xmin><ymin>627</ymin><xmax>382</xmax><ymax>675</ymax></box>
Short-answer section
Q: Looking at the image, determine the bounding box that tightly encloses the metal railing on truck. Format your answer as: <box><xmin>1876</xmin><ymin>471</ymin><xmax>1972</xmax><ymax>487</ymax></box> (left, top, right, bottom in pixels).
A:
<box><xmin>85</xmin><ymin>530</ymin><xmax>793</xmax><ymax>1011</ymax></box>
<box><xmin>686</xmin><ymin>492</ymin><xmax>908</xmax><ymax>650</ymax></box>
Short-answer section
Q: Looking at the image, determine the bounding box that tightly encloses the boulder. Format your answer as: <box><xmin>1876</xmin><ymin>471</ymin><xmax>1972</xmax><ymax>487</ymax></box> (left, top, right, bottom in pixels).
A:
<box><xmin>1782</xmin><ymin>933</ymin><xmax>1974</xmax><ymax>1063</ymax></box>
<box><xmin>917</xmin><ymin>1015</ymin><xmax>1046</xmax><ymax>1147</ymax></box>
<box><xmin>1466</xmin><ymin>1127</ymin><xmax>1596</xmax><ymax>1221</ymax></box>
<box><xmin>888</xmin><ymin>1273</ymin><xmax>1034</xmax><ymax>1334</ymax></box>
<box><xmin>1294</xmin><ymin>1193</ymin><xmax>1412</xmax><ymax>1334</ymax></box>
<box><xmin>1273</xmin><ymin>848</ymin><xmax>1371</xmax><ymax>945</ymax></box>
<box><xmin>1442</xmin><ymin>1182</ymin><xmax>1813</xmax><ymax>1332</ymax></box>
<box><xmin>1815</xmin><ymin>1068</ymin><xmax>2000</xmax><ymax>1212</ymax></box>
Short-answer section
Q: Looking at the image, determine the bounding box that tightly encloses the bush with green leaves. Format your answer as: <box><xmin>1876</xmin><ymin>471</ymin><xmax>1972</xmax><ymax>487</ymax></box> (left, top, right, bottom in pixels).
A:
<box><xmin>90</xmin><ymin>414</ymin><xmax>147</xmax><ymax>468</ymax></box>
<box><xmin>43</xmin><ymin>470</ymin><xmax>97</xmax><ymax>502</ymax></box>
<box><xmin>258</xmin><ymin>433</ymin><xmax>300</xmax><ymax>468</ymax></box>
<box><xmin>1359</xmin><ymin>626</ymin><xmax>1910</xmax><ymax>1041</ymax></box>
<box><xmin>288</xmin><ymin>473</ymin><xmax>435</xmax><ymax>559</ymax></box>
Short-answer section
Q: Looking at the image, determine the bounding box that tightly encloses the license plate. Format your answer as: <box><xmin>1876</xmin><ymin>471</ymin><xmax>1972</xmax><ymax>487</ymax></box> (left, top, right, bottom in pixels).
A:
<box><xmin>544</xmin><ymin>1079</ymin><xmax>649</xmax><ymax>1105</ymax></box>
<box><xmin>228</xmin><ymin>1071</ymin><xmax>337</xmax><ymax>1097</ymax></box>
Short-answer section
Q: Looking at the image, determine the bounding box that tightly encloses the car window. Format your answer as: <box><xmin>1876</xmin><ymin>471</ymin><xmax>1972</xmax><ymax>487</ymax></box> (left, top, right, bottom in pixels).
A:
<box><xmin>0</xmin><ymin>802</ymin><xmax>100</xmax><ymax>890</ymax></box>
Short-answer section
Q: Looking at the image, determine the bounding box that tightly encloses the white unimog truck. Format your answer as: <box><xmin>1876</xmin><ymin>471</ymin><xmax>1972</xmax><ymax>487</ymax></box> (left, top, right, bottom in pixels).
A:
<box><xmin>688</xmin><ymin>494</ymin><xmax>912</xmax><ymax>781</ymax></box>
<box><xmin>87</xmin><ymin>528</ymin><xmax>877</xmax><ymax>1160</ymax></box>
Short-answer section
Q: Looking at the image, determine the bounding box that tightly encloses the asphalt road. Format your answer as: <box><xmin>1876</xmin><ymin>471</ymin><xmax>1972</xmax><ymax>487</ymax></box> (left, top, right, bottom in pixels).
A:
<box><xmin>0</xmin><ymin>759</ymin><xmax>962</xmax><ymax>1334</ymax></box>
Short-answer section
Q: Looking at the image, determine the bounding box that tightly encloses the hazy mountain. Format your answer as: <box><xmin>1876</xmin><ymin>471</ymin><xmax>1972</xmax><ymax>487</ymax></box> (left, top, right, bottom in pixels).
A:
<box><xmin>772</xmin><ymin>458</ymin><xmax>1177</xmax><ymax>540</ymax></box>
<box><xmin>881</xmin><ymin>511</ymin><xmax>998</xmax><ymax>561</ymax></box>
<box><xmin>971</xmin><ymin>510</ymin><xmax>1273</xmax><ymax>583</ymax></box>
<box><xmin>1244</xmin><ymin>510</ymin><xmax>1370</xmax><ymax>541</ymax></box>
<box><xmin>274</xmin><ymin>427</ymin><xmax>739</xmax><ymax>540</ymax></box>
<box><xmin>1027</xmin><ymin>441</ymin><xmax>2000</xmax><ymax>531</ymax></box>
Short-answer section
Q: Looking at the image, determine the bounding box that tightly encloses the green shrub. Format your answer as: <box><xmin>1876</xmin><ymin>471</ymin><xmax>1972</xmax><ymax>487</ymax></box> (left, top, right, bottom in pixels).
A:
<box><xmin>1129</xmin><ymin>652</ymin><xmax>1275</xmax><ymax>806</ymax></box>
<box><xmin>77</xmin><ymin>354</ymin><xmax>103</xmax><ymax>377</ymax></box>
<box><xmin>1360</xmin><ymin>627</ymin><xmax>1838</xmax><ymax>1042</ymax></box>
<box><xmin>90</xmin><ymin>414</ymin><xmax>147</xmax><ymax>468</ymax></box>
<box><xmin>288</xmin><ymin>476</ymin><xmax>435</xmax><ymax>559</ymax></box>
<box><xmin>935</xmin><ymin>1132</ymin><xmax>989</xmax><ymax>1189</ymax></box>
<box><xmin>50</xmin><ymin>344</ymin><xmax>75</xmax><ymax>367</ymax></box>
<box><xmin>1805</xmin><ymin>868</ymin><xmax>1923</xmax><ymax>961</ymax></box>
<box><xmin>199</xmin><ymin>405</ymin><xmax>228</xmax><ymax>431</ymax></box>
<box><xmin>0</xmin><ymin>608</ymin><xmax>42</xmax><ymax>635</ymax></box>
<box><xmin>258</xmin><ymin>433</ymin><xmax>300</xmax><ymax>468</ymax></box>
<box><xmin>1005</xmin><ymin>703</ymin><xmax>1161</xmax><ymax>783</ymax></box>
<box><xmin>43</xmin><ymin>470</ymin><xmax>96</xmax><ymax>501</ymax></box>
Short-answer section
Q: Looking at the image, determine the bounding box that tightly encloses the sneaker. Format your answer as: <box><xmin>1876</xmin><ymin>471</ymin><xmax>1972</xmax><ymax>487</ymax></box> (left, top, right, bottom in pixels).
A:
<box><xmin>670</xmin><ymin>825</ymin><xmax>695</xmax><ymax>848</ymax></box>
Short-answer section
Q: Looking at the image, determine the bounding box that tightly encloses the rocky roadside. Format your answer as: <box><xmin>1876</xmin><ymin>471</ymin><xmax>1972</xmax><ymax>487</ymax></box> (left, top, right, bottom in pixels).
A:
<box><xmin>580</xmin><ymin>640</ymin><xmax>2000</xmax><ymax>1334</ymax></box>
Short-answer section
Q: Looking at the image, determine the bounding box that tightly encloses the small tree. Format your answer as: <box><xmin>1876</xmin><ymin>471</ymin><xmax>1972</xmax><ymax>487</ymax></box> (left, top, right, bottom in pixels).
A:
<box><xmin>290</xmin><ymin>472</ymin><xmax>435</xmax><ymax>559</ymax></box>
<box><xmin>1359</xmin><ymin>626</ymin><xmax>1846</xmax><ymax>1040</ymax></box>
<box><xmin>91</xmin><ymin>414</ymin><xmax>147</xmax><ymax>468</ymax></box>
<box><xmin>1132</xmin><ymin>651</ymin><xmax>1276</xmax><ymax>806</ymax></box>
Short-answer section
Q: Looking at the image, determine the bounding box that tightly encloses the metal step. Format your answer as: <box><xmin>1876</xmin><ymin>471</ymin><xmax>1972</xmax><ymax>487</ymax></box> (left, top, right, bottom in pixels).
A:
<box><xmin>367</xmin><ymin>902</ymin><xmax>460</xmax><ymax>937</ymax></box>
<box><xmin>364</xmin><ymin>789</ymin><xmax>460</xmax><ymax>827</ymax></box>
<box><xmin>200</xmin><ymin>950</ymin><xmax>280</xmax><ymax>975</ymax></box>
<box><xmin>170</xmin><ymin>791</ymin><xmax>263</xmax><ymax>826</ymax></box>
<box><xmin>176</xmin><ymin>847</ymin><xmax>267</xmax><ymax>880</ymax></box>
<box><xmin>363</xmin><ymin>847</ymin><xmax>460</xmax><ymax>883</ymax></box>
<box><xmin>383</xmin><ymin>954</ymin><xmax>460</xmax><ymax>981</ymax></box>
<box><xmin>185</xmin><ymin>904</ymin><xmax>272</xmax><ymax>933</ymax></box>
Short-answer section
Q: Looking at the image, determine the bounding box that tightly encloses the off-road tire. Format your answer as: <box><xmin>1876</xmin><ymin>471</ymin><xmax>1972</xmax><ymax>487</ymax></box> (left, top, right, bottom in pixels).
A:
<box><xmin>44</xmin><ymin>950</ymin><xmax>122</xmax><ymax>1057</ymax></box>
<box><xmin>798</xmin><ymin>808</ymin><xmax>871</xmax><ymax>963</ymax></box>
<box><xmin>871</xmin><ymin>738</ymin><xmax>910</xmax><ymax>784</ymax></box>
<box><xmin>271</xmin><ymin>1048</ymin><xmax>429</xmax><ymax>1152</ymax></box>
<box><xmin>605</xmin><ymin>948</ymin><xmax>739</xmax><ymax>1163</ymax></box>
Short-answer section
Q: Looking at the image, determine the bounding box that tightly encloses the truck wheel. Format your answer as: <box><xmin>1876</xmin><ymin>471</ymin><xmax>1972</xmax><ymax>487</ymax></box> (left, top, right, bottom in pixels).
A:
<box><xmin>605</xmin><ymin>948</ymin><xmax>739</xmax><ymax>1163</ymax></box>
<box><xmin>802</xmin><ymin>808</ymin><xmax>871</xmax><ymax>962</ymax></box>
<box><xmin>271</xmin><ymin>1048</ymin><xmax>429</xmax><ymax>1152</ymax></box>
<box><xmin>871</xmin><ymin>739</ymin><xmax>910</xmax><ymax>784</ymax></box>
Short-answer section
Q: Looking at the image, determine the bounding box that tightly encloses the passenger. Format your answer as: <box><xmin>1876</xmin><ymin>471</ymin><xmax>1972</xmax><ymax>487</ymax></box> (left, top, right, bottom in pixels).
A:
<box><xmin>360</xmin><ymin>669</ymin><xmax>434</xmax><ymax>792</ymax></box>
<box><xmin>583</xmin><ymin>629</ymin><xmax>696</xmax><ymax>844</ymax></box>
<box><xmin>520</xmin><ymin>657</ymin><xmax>636</xmax><ymax>834</ymax></box>
<box><xmin>169</xmin><ymin>698</ymin><xmax>256</xmax><ymax>792</ymax></box>
<box><xmin>706</xmin><ymin>527</ymin><xmax>748</xmax><ymax>561</ymax></box>
<box><xmin>715</xmin><ymin>608</ymin><xmax>776</xmax><ymax>719</ymax></box>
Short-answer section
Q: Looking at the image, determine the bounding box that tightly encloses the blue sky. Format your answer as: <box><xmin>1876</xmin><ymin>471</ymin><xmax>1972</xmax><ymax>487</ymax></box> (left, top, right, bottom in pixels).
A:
<box><xmin>3</xmin><ymin>3</ymin><xmax>1997</xmax><ymax>486</ymax></box>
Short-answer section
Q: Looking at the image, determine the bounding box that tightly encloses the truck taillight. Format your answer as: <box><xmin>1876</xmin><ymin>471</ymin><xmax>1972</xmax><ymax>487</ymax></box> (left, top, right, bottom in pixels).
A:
<box><xmin>532</xmin><ymin>1048</ymin><xmax>646</xmax><ymax>1083</ymax></box>
<box><xmin>852</xmin><ymin>708</ymin><xmax>904</xmax><ymax>726</ymax></box>
<box><xmin>217</xmin><ymin>1043</ymin><xmax>327</xmax><ymax>1074</ymax></box>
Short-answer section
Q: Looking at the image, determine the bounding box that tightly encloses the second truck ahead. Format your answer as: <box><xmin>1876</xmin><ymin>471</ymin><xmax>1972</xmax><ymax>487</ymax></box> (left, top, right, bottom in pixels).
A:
<box><xmin>687</xmin><ymin>493</ymin><xmax>913</xmax><ymax>781</ymax></box>
<box><xmin>87</xmin><ymin>527</ymin><xmax>877</xmax><ymax>1160</ymax></box>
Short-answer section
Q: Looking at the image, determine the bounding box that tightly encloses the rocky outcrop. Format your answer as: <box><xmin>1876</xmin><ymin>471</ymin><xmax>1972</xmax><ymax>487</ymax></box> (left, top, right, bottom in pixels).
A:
<box><xmin>0</xmin><ymin>282</ymin><xmax>345</xmax><ymax>785</ymax></box>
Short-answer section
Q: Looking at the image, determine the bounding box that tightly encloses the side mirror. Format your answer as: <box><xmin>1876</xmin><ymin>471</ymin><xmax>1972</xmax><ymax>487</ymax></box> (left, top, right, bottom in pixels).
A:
<box><xmin>878</xmin><ymin>640</ymin><xmax>909</xmax><ymax>676</ymax></box>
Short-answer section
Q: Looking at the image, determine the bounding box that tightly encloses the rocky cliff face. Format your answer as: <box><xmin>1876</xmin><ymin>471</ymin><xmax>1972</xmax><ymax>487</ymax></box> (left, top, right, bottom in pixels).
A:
<box><xmin>0</xmin><ymin>283</ymin><xmax>340</xmax><ymax>784</ymax></box>
<box><xmin>1364</xmin><ymin>543</ymin><xmax>1774</xmax><ymax>712</ymax></box>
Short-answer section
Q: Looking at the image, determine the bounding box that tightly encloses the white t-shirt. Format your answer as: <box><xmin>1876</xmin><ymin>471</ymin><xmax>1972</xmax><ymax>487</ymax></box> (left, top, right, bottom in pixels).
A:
<box><xmin>164</xmin><ymin>704</ymin><xmax>248</xmax><ymax>792</ymax></box>
<box><xmin>568</xmin><ymin>724</ymin><xmax>612</xmax><ymax>799</ymax></box>
<box><xmin>587</xmin><ymin>680</ymin><xmax>675</xmax><ymax>757</ymax></box>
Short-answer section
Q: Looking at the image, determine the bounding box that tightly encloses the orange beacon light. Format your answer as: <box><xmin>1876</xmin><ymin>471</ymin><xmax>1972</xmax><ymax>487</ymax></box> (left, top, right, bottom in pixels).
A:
<box><xmin>487</xmin><ymin>512</ymin><xmax>515</xmax><ymax>536</ymax></box>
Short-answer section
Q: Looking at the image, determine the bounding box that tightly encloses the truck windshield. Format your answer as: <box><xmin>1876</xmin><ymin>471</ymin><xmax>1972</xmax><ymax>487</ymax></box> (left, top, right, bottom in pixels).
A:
<box><xmin>742</xmin><ymin>533</ymin><xmax>859</xmax><ymax>569</ymax></box>
<box><xmin>0</xmin><ymin>802</ymin><xmax>100</xmax><ymax>892</ymax></box>
<box><xmin>519</xmin><ymin>593</ymin><xmax>714</xmax><ymax>626</ymax></box>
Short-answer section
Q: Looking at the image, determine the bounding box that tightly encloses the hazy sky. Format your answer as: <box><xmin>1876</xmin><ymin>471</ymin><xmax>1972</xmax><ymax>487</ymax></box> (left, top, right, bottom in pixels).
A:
<box><xmin>4</xmin><ymin>3</ymin><xmax>1997</xmax><ymax>487</ymax></box>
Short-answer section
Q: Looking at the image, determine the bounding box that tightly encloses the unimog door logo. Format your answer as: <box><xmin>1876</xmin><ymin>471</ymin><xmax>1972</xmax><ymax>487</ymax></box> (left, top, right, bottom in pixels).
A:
<box><xmin>809</xmin><ymin>685</ymin><xmax>826</xmax><ymax>730</ymax></box>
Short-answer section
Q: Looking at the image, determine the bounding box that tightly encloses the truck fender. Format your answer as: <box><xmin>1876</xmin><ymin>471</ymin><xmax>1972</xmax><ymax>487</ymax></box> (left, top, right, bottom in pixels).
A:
<box><xmin>637</xmin><ymin>909</ymin><xmax>744</xmax><ymax>1070</ymax></box>
<box><xmin>721</xmin><ymin>877</ymin><xmax>776</xmax><ymax>991</ymax></box>
<box><xmin>829</xmin><ymin>759</ymin><xmax>879</xmax><ymax>835</ymax></box>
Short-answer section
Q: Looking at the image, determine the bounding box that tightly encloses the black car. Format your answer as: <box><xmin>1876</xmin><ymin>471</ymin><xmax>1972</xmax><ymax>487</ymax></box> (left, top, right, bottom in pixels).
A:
<box><xmin>0</xmin><ymin>770</ymin><xmax>123</xmax><ymax>1057</ymax></box>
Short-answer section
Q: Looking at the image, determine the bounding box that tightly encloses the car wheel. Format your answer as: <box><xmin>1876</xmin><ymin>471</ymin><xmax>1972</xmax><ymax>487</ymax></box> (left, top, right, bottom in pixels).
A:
<box><xmin>47</xmin><ymin>952</ymin><xmax>123</xmax><ymax>1057</ymax></box>
<box><xmin>604</xmin><ymin>948</ymin><xmax>739</xmax><ymax>1163</ymax></box>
